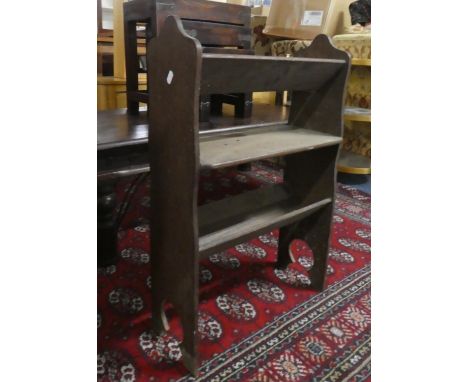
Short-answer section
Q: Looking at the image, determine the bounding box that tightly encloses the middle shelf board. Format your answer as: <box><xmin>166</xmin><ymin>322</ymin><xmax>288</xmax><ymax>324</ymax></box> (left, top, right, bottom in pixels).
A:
<box><xmin>198</xmin><ymin>184</ymin><xmax>332</xmax><ymax>258</ymax></box>
<box><xmin>200</xmin><ymin>124</ymin><xmax>342</xmax><ymax>170</ymax></box>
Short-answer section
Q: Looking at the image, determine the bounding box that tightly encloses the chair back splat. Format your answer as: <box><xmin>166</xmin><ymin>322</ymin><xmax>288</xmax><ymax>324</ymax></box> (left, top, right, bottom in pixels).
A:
<box><xmin>124</xmin><ymin>0</ymin><xmax>253</xmax><ymax>121</ymax></box>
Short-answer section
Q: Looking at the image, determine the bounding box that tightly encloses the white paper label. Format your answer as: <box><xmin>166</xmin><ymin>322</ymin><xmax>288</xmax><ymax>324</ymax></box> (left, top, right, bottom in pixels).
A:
<box><xmin>166</xmin><ymin>70</ymin><xmax>174</xmax><ymax>85</ymax></box>
<box><xmin>301</xmin><ymin>10</ymin><xmax>324</xmax><ymax>26</ymax></box>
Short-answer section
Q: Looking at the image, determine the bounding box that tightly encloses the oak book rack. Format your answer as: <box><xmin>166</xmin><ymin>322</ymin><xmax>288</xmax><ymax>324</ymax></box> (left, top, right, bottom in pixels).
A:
<box><xmin>148</xmin><ymin>16</ymin><xmax>350</xmax><ymax>375</ymax></box>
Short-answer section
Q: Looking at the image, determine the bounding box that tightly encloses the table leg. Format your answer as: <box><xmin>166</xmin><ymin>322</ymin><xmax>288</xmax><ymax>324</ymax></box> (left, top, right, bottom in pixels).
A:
<box><xmin>97</xmin><ymin>181</ymin><xmax>118</xmax><ymax>266</ymax></box>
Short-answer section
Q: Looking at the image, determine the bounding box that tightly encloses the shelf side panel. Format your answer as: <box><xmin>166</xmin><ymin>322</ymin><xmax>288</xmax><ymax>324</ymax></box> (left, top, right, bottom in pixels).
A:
<box><xmin>289</xmin><ymin>34</ymin><xmax>351</xmax><ymax>138</ymax></box>
<box><xmin>147</xmin><ymin>15</ymin><xmax>202</xmax><ymax>370</ymax></box>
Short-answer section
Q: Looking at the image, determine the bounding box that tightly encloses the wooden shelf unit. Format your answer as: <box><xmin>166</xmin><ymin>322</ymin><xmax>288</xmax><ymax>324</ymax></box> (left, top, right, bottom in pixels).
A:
<box><xmin>147</xmin><ymin>16</ymin><xmax>350</xmax><ymax>376</ymax></box>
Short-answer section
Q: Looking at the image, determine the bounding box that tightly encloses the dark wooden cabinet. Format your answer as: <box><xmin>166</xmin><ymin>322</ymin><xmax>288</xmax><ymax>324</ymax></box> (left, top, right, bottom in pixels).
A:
<box><xmin>123</xmin><ymin>0</ymin><xmax>254</xmax><ymax>121</ymax></box>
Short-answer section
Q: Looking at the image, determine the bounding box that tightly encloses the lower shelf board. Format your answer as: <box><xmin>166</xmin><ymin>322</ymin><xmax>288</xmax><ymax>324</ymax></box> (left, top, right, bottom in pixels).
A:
<box><xmin>198</xmin><ymin>184</ymin><xmax>332</xmax><ymax>258</ymax></box>
<box><xmin>97</xmin><ymin>150</ymin><xmax>150</xmax><ymax>181</ymax></box>
<box><xmin>338</xmin><ymin>150</ymin><xmax>371</xmax><ymax>175</ymax></box>
<box><xmin>97</xmin><ymin>163</ymin><xmax>149</xmax><ymax>181</ymax></box>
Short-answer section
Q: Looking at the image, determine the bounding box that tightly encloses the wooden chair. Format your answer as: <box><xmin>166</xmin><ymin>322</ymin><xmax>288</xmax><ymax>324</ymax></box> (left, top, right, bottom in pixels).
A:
<box><xmin>147</xmin><ymin>16</ymin><xmax>350</xmax><ymax>375</ymax></box>
<box><xmin>123</xmin><ymin>0</ymin><xmax>254</xmax><ymax>121</ymax></box>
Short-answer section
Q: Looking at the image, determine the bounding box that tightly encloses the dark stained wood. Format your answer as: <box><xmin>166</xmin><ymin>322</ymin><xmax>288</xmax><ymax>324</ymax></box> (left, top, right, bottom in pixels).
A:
<box><xmin>96</xmin><ymin>106</ymin><xmax>287</xmax><ymax>268</ymax></box>
<box><xmin>211</xmin><ymin>92</ymin><xmax>253</xmax><ymax>118</ymax></box>
<box><xmin>202</xmin><ymin>47</ymin><xmax>251</xmax><ymax>54</ymax></box>
<box><xmin>276</xmin><ymin>37</ymin><xmax>350</xmax><ymax>289</ymax></box>
<box><xmin>97</xmin><ymin>108</ymin><xmax>149</xmax><ymax>150</ymax></box>
<box><xmin>98</xmin><ymin>151</ymin><xmax>149</xmax><ymax>181</ymax></box>
<box><xmin>147</xmin><ymin>15</ymin><xmax>202</xmax><ymax>374</ymax></box>
<box><xmin>97</xmin><ymin>182</ymin><xmax>118</xmax><ymax>267</ymax></box>
<box><xmin>201</xmin><ymin>54</ymin><xmax>346</xmax><ymax>95</ymax></box>
<box><xmin>199</xmin><ymin>124</ymin><xmax>342</xmax><ymax>170</ymax></box>
<box><xmin>182</xmin><ymin>20</ymin><xmax>251</xmax><ymax>49</ymax></box>
<box><xmin>199</xmin><ymin>94</ymin><xmax>210</xmax><ymax>123</ymax></box>
<box><xmin>127</xmin><ymin>90</ymin><xmax>149</xmax><ymax>103</ymax></box>
<box><xmin>145</xmin><ymin>16</ymin><xmax>350</xmax><ymax>376</ymax></box>
<box><xmin>96</xmin><ymin>106</ymin><xmax>289</xmax><ymax>187</ymax></box>
<box><xmin>153</xmin><ymin>0</ymin><xmax>251</xmax><ymax>30</ymax></box>
<box><xmin>199</xmin><ymin>185</ymin><xmax>289</xmax><ymax>236</ymax></box>
<box><xmin>97</xmin><ymin>103</ymin><xmax>288</xmax><ymax>151</ymax></box>
<box><xmin>124</xmin><ymin>0</ymin><xmax>153</xmax><ymax>23</ymax></box>
<box><xmin>124</xmin><ymin>0</ymin><xmax>251</xmax><ymax>28</ymax></box>
<box><xmin>289</xmin><ymin>34</ymin><xmax>351</xmax><ymax>137</ymax></box>
<box><xmin>277</xmin><ymin>146</ymin><xmax>341</xmax><ymax>289</ymax></box>
<box><xmin>124</xmin><ymin>18</ymin><xmax>140</xmax><ymax>115</ymax></box>
<box><xmin>198</xmin><ymin>184</ymin><xmax>332</xmax><ymax>258</ymax></box>
<box><xmin>123</xmin><ymin>0</ymin><xmax>253</xmax><ymax>118</ymax></box>
<box><xmin>124</xmin><ymin>0</ymin><xmax>154</xmax><ymax>27</ymax></box>
<box><xmin>199</xmin><ymin>120</ymin><xmax>287</xmax><ymax>137</ymax></box>
<box><xmin>98</xmin><ymin>163</ymin><xmax>149</xmax><ymax>181</ymax></box>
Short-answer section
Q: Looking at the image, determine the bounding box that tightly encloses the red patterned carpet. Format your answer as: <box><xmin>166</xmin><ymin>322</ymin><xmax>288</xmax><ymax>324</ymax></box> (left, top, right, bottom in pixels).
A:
<box><xmin>98</xmin><ymin>162</ymin><xmax>371</xmax><ymax>382</ymax></box>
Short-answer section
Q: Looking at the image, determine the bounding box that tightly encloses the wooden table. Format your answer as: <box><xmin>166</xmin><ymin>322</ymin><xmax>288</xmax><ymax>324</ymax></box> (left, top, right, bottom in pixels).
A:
<box><xmin>97</xmin><ymin>103</ymin><xmax>289</xmax><ymax>265</ymax></box>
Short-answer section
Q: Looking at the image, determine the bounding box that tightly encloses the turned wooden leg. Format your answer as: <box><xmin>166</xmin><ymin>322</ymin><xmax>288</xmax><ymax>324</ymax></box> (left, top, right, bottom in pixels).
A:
<box><xmin>199</xmin><ymin>95</ymin><xmax>211</xmax><ymax>123</ymax></box>
<box><xmin>234</xmin><ymin>93</ymin><xmax>253</xmax><ymax>118</ymax></box>
<box><xmin>210</xmin><ymin>95</ymin><xmax>223</xmax><ymax>116</ymax></box>
<box><xmin>97</xmin><ymin>182</ymin><xmax>118</xmax><ymax>266</ymax></box>
<box><xmin>127</xmin><ymin>101</ymin><xmax>140</xmax><ymax>116</ymax></box>
<box><xmin>275</xmin><ymin>91</ymin><xmax>283</xmax><ymax>105</ymax></box>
